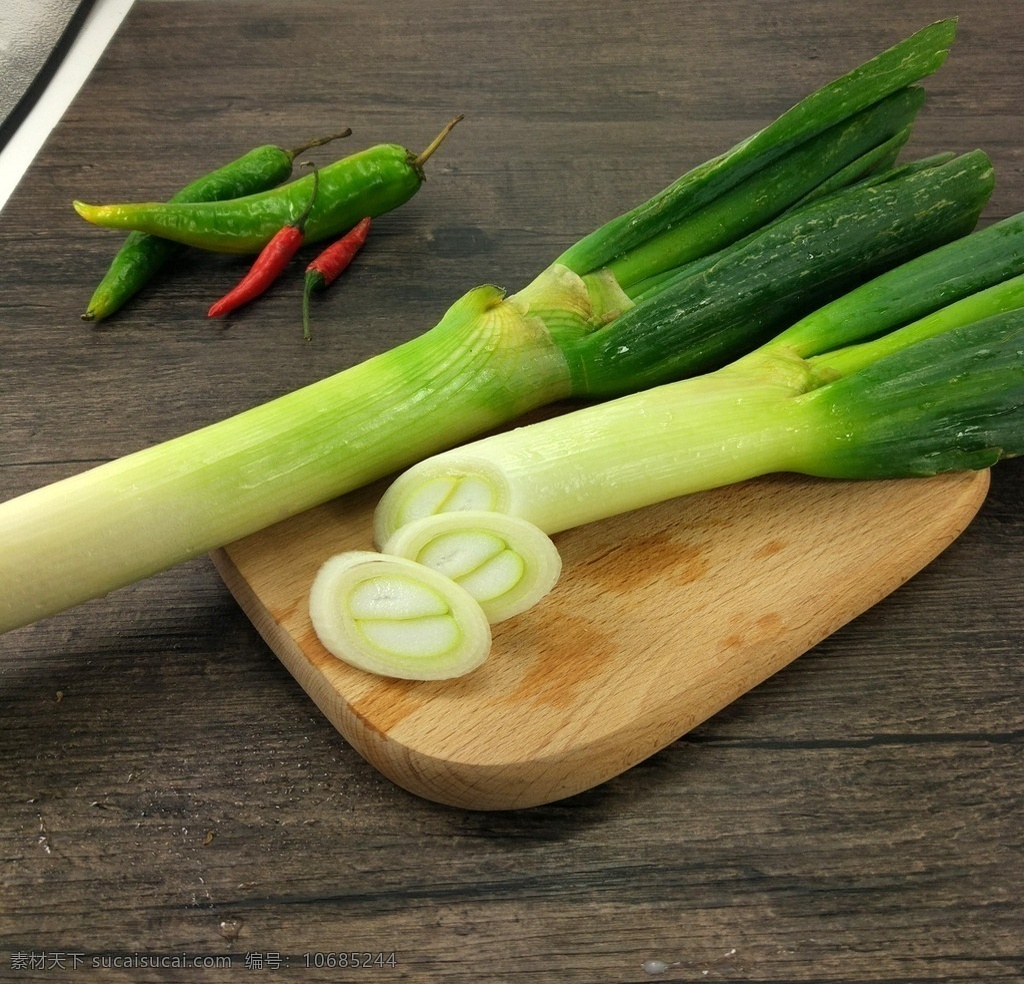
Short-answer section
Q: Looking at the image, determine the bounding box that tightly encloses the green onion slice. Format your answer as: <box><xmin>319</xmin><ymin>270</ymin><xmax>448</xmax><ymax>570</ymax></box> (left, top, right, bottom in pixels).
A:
<box><xmin>309</xmin><ymin>551</ymin><xmax>491</xmax><ymax>680</ymax></box>
<box><xmin>381</xmin><ymin>510</ymin><xmax>562</xmax><ymax>624</ymax></box>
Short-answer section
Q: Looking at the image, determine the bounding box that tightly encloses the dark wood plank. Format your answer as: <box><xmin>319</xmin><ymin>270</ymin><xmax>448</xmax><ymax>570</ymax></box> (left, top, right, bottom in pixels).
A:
<box><xmin>1</xmin><ymin>1</ymin><xmax>1021</xmax><ymax>981</ymax></box>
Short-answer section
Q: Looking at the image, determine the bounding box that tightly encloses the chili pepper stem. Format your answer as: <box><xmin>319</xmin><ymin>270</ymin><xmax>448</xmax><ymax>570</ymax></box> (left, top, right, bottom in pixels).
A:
<box><xmin>302</xmin><ymin>270</ymin><xmax>325</xmax><ymax>341</ymax></box>
<box><xmin>412</xmin><ymin>116</ymin><xmax>463</xmax><ymax>170</ymax></box>
<box><xmin>291</xmin><ymin>163</ymin><xmax>320</xmax><ymax>231</ymax></box>
<box><xmin>286</xmin><ymin>128</ymin><xmax>351</xmax><ymax>157</ymax></box>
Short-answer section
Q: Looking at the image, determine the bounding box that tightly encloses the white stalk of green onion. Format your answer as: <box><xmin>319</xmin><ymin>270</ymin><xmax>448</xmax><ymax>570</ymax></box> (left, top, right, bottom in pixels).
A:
<box><xmin>0</xmin><ymin>21</ymin><xmax>986</xmax><ymax>635</ymax></box>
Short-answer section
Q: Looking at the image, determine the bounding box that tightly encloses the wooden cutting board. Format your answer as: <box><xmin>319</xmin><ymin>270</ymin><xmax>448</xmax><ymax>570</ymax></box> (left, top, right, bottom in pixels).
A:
<box><xmin>211</xmin><ymin>468</ymin><xmax>988</xmax><ymax>811</ymax></box>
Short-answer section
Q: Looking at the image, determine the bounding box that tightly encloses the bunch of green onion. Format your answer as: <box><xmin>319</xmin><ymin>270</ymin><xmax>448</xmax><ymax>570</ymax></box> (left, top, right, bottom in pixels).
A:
<box><xmin>0</xmin><ymin>19</ymin><xmax>1004</xmax><ymax>640</ymax></box>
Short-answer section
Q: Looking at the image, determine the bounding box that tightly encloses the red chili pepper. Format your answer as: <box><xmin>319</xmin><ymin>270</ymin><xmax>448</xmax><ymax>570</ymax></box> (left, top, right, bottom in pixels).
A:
<box><xmin>301</xmin><ymin>216</ymin><xmax>371</xmax><ymax>340</ymax></box>
<box><xmin>207</xmin><ymin>165</ymin><xmax>320</xmax><ymax>319</ymax></box>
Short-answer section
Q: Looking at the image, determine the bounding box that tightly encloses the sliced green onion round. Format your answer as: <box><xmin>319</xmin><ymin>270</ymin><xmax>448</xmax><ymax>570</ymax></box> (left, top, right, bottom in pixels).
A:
<box><xmin>308</xmin><ymin>551</ymin><xmax>491</xmax><ymax>680</ymax></box>
<box><xmin>373</xmin><ymin>453</ymin><xmax>511</xmax><ymax>546</ymax></box>
<box><xmin>381</xmin><ymin>511</ymin><xmax>563</xmax><ymax>623</ymax></box>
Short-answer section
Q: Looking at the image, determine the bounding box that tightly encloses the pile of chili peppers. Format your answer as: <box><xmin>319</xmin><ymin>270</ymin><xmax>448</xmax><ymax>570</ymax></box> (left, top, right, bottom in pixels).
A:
<box><xmin>77</xmin><ymin>118</ymin><xmax>462</xmax><ymax>337</ymax></box>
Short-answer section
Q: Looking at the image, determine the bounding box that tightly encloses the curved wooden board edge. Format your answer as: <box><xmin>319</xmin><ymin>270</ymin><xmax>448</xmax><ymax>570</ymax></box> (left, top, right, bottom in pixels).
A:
<box><xmin>211</xmin><ymin>469</ymin><xmax>990</xmax><ymax>811</ymax></box>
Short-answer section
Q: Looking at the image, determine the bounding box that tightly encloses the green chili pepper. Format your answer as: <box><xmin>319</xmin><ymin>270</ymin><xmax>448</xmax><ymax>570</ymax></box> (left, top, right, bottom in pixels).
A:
<box><xmin>80</xmin><ymin>130</ymin><xmax>353</xmax><ymax>322</ymax></box>
<box><xmin>74</xmin><ymin>117</ymin><xmax>462</xmax><ymax>256</ymax></box>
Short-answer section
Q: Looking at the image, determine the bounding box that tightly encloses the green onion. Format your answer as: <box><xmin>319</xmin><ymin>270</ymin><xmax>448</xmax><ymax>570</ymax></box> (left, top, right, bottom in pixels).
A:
<box><xmin>346</xmin><ymin>218</ymin><xmax>1024</xmax><ymax>677</ymax></box>
<box><xmin>0</xmin><ymin>22</ymin><xmax>980</xmax><ymax>635</ymax></box>
<box><xmin>375</xmin><ymin>215</ymin><xmax>1024</xmax><ymax>546</ymax></box>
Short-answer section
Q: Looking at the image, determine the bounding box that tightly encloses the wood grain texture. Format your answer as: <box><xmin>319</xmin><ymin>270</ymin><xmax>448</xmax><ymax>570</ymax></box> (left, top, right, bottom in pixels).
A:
<box><xmin>213</xmin><ymin>471</ymin><xmax>990</xmax><ymax>810</ymax></box>
<box><xmin>0</xmin><ymin>1</ymin><xmax>1021</xmax><ymax>981</ymax></box>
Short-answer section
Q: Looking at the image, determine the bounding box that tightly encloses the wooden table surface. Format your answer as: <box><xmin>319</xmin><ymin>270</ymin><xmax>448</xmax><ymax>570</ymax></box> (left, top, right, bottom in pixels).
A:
<box><xmin>1</xmin><ymin>1</ymin><xmax>1021</xmax><ymax>980</ymax></box>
